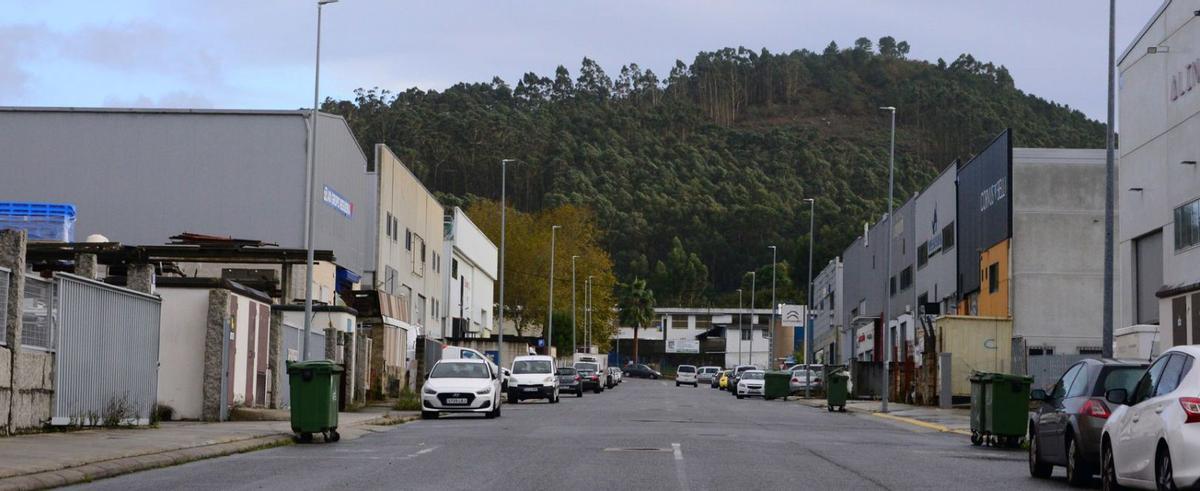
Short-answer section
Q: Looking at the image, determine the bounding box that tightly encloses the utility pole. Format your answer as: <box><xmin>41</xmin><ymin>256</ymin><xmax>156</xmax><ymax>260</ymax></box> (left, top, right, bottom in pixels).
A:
<box><xmin>737</xmin><ymin>288</ymin><xmax>744</xmax><ymax>365</ymax></box>
<box><xmin>749</xmin><ymin>271</ymin><xmax>757</xmax><ymax>368</ymax></box>
<box><xmin>1102</xmin><ymin>0</ymin><xmax>1116</xmax><ymax>359</ymax></box>
<box><xmin>547</xmin><ymin>225</ymin><xmax>560</xmax><ymax>356</ymax></box>
<box><xmin>571</xmin><ymin>255</ymin><xmax>579</xmax><ymax>356</ymax></box>
<box><xmin>880</xmin><ymin>106</ymin><xmax>896</xmax><ymax>413</ymax></box>
<box><xmin>498</xmin><ymin>159</ymin><xmax>515</xmax><ymax>369</ymax></box>
<box><xmin>302</xmin><ymin>0</ymin><xmax>338</xmax><ymax>360</ymax></box>
<box><xmin>804</xmin><ymin>198</ymin><xmax>816</xmax><ymax>398</ymax></box>
<box><xmin>769</xmin><ymin>245</ymin><xmax>778</xmax><ymax>370</ymax></box>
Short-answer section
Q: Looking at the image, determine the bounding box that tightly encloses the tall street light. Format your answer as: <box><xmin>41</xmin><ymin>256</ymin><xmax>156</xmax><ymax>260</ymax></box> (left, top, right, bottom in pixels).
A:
<box><xmin>571</xmin><ymin>255</ymin><xmax>579</xmax><ymax>356</ymax></box>
<box><xmin>749</xmin><ymin>271</ymin><xmax>757</xmax><ymax>368</ymax></box>
<box><xmin>586</xmin><ymin>275</ymin><xmax>594</xmax><ymax>351</ymax></box>
<box><xmin>737</xmin><ymin>288</ymin><xmax>744</xmax><ymax>365</ymax></box>
<box><xmin>302</xmin><ymin>0</ymin><xmax>338</xmax><ymax>361</ymax></box>
<box><xmin>880</xmin><ymin>106</ymin><xmax>896</xmax><ymax>413</ymax></box>
<box><xmin>768</xmin><ymin>245</ymin><xmax>778</xmax><ymax>370</ymax></box>
<box><xmin>546</xmin><ymin>224</ymin><xmax>561</xmax><ymax>356</ymax></box>
<box><xmin>1102</xmin><ymin>0</ymin><xmax>1116</xmax><ymax>358</ymax></box>
<box><xmin>498</xmin><ymin>158</ymin><xmax>516</xmax><ymax>369</ymax></box>
<box><xmin>804</xmin><ymin>198</ymin><xmax>816</xmax><ymax>398</ymax></box>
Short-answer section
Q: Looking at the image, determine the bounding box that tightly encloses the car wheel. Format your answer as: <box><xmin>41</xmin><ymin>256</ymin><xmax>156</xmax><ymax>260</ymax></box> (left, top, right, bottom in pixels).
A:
<box><xmin>737</xmin><ymin>394</ymin><xmax>744</xmax><ymax>400</ymax></box>
<box><xmin>594</xmin><ymin>386</ymin><xmax>601</xmax><ymax>394</ymax></box>
<box><xmin>1157</xmin><ymin>445</ymin><xmax>1175</xmax><ymax>491</ymax></box>
<box><xmin>676</xmin><ymin>382</ymin><xmax>680</xmax><ymax>387</ymax></box>
<box><xmin>1102</xmin><ymin>441</ymin><xmax>1123</xmax><ymax>491</ymax></box>
<box><xmin>1066</xmin><ymin>434</ymin><xmax>1091</xmax><ymax>486</ymax></box>
<box><xmin>577</xmin><ymin>388</ymin><xmax>583</xmax><ymax>398</ymax></box>
<box><xmin>494</xmin><ymin>402</ymin><xmax>502</xmax><ymax>418</ymax></box>
<box><xmin>420</xmin><ymin>411</ymin><xmax>437</xmax><ymax>420</ymax></box>
<box><xmin>1028</xmin><ymin>429</ymin><xmax>1052</xmax><ymax>478</ymax></box>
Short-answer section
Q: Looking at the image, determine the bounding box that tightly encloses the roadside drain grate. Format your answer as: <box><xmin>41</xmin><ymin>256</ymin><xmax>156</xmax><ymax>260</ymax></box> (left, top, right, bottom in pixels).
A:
<box><xmin>603</xmin><ymin>447</ymin><xmax>672</xmax><ymax>453</ymax></box>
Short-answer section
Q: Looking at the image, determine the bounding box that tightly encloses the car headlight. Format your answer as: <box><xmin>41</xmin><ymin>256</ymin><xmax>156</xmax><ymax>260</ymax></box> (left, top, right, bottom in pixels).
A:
<box><xmin>475</xmin><ymin>386</ymin><xmax>492</xmax><ymax>395</ymax></box>
<box><xmin>544</xmin><ymin>376</ymin><xmax>556</xmax><ymax>384</ymax></box>
<box><xmin>423</xmin><ymin>386</ymin><xmax>437</xmax><ymax>395</ymax></box>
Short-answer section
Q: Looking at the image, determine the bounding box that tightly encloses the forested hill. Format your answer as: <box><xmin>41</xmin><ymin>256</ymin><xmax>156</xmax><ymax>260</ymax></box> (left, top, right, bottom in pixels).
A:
<box><xmin>323</xmin><ymin>37</ymin><xmax>1104</xmax><ymax>307</ymax></box>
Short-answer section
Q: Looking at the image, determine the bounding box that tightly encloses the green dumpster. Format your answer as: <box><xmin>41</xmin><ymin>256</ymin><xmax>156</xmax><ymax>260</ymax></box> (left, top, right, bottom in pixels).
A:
<box><xmin>826</xmin><ymin>369</ymin><xmax>849</xmax><ymax>412</ymax></box>
<box><xmin>763</xmin><ymin>371</ymin><xmax>791</xmax><ymax>400</ymax></box>
<box><xmin>287</xmin><ymin>360</ymin><xmax>343</xmax><ymax>443</ymax></box>
<box><xmin>970</xmin><ymin>372</ymin><xmax>1033</xmax><ymax>448</ymax></box>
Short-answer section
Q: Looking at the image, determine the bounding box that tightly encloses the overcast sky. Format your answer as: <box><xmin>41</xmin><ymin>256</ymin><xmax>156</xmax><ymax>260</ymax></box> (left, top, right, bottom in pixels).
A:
<box><xmin>1</xmin><ymin>1</ymin><xmax>1164</xmax><ymax>121</ymax></box>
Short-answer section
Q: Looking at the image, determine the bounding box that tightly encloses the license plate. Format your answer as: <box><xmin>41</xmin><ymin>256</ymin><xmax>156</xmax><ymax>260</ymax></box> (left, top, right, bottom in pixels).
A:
<box><xmin>523</xmin><ymin>387</ymin><xmax>538</xmax><ymax>392</ymax></box>
<box><xmin>446</xmin><ymin>397</ymin><xmax>468</xmax><ymax>405</ymax></box>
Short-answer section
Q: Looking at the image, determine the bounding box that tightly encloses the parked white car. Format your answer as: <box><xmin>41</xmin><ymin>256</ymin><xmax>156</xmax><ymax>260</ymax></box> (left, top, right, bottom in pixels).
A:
<box><xmin>508</xmin><ymin>355</ymin><xmax>560</xmax><ymax>403</ymax></box>
<box><xmin>676</xmin><ymin>365</ymin><xmax>699</xmax><ymax>387</ymax></box>
<box><xmin>736</xmin><ymin>370</ymin><xmax>766</xmax><ymax>399</ymax></box>
<box><xmin>696</xmin><ymin>366</ymin><xmax>721</xmax><ymax>385</ymax></box>
<box><xmin>608</xmin><ymin>367</ymin><xmax>622</xmax><ymax>385</ymax></box>
<box><xmin>1101</xmin><ymin>346</ymin><xmax>1200</xmax><ymax>489</ymax></box>
<box><xmin>420</xmin><ymin>359</ymin><xmax>502</xmax><ymax>419</ymax></box>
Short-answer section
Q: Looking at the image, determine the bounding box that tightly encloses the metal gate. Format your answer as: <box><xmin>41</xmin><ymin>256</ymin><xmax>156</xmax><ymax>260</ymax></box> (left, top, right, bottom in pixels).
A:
<box><xmin>277</xmin><ymin>322</ymin><xmax>326</xmax><ymax>408</ymax></box>
<box><xmin>53</xmin><ymin>273</ymin><xmax>161</xmax><ymax>425</ymax></box>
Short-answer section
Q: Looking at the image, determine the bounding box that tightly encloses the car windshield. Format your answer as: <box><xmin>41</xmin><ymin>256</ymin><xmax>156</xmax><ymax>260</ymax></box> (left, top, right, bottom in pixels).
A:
<box><xmin>557</xmin><ymin>367</ymin><xmax>576</xmax><ymax>376</ymax></box>
<box><xmin>513</xmin><ymin>360</ymin><xmax>553</xmax><ymax>374</ymax></box>
<box><xmin>1101</xmin><ymin>366</ymin><xmax>1147</xmax><ymax>395</ymax></box>
<box><xmin>576</xmin><ymin>362</ymin><xmax>599</xmax><ymax>372</ymax></box>
<box><xmin>742</xmin><ymin>372</ymin><xmax>764</xmax><ymax>380</ymax></box>
<box><xmin>678</xmin><ymin>366</ymin><xmax>696</xmax><ymax>373</ymax></box>
<box><xmin>430</xmin><ymin>362</ymin><xmax>489</xmax><ymax>379</ymax></box>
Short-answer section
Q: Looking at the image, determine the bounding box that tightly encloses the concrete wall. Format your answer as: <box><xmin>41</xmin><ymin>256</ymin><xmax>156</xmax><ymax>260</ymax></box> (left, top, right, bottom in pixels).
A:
<box><xmin>373</xmin><ymin>144</ymin><xmax>445</xmax><ymax>338</ymax></box>
<box><xmin>888</xmin><ymin>196</ymin><xmax>918</xmax><ymax>320</ymax></box>
<box><xmin>445</xmin><ymin>207</ymin><xmax>497</xmax><ymax>335</ymax></box>
<box><xmin>157</xmin><ymin>288</ymin><xmax>210</xmax><ymax>420</ymax></box>
<box><xmin>1117</xmin><ymin>0</ymin><xmax>1200</xmax><ymax>343</ymax></box>
<box><xmin>1011</xmin><ymin>149</ymin><xmax>1108</xmax><ymax>354</ymax></box>
<box><xmin>0</xmin><ymin>108</ymin><xmax>375</xmax><ymax>275</ymax></box>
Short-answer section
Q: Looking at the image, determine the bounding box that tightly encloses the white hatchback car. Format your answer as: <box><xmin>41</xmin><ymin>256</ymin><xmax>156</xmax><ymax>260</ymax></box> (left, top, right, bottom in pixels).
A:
<box><xmin>737</xmin><ymin>370</ymin><xmax>766</xmax><ymax>399</ymax></box>
<box><xmin>421</xmin><ymin>359</ymin><xmax>502</xmax><ymax>419</ymax></box>
<box><xmin>676</xmin><ymin>365</ymin><xmax>699</xmax><ymax>387</ymax></box>
<box><xmin>1101</xmin><ymin>345</ymin><xmax>1200</xmax><ymax>489</ymax></box>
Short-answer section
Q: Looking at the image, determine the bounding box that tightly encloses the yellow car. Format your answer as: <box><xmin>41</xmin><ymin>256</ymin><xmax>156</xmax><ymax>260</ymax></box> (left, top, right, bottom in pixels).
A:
<box><xmin>719</xmin><ymin>370</ymin><xmax>731</xmax><ymax>390</ymax></box>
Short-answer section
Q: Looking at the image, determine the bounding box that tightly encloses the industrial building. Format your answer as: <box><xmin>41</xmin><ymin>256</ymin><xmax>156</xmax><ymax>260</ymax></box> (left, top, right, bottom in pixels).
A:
<box><xmin>1116</xmin><ymin>0</ymin><xmax>1200</xmax><ymax>354</ymax></box>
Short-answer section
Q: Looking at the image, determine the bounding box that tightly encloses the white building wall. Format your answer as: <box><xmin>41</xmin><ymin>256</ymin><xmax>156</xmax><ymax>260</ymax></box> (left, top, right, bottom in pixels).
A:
<box><xmin>157</xmin><ymin>288</ymin><xmax>210</xmax><ymax>420</ymax></box>
<box><xmin>374</xmin><ymin>145</ymin><xmax>445</xmax><ymax>339</ymax></box>
<box><xmin>1117</xmin><ymin>0</ymin><xmax>1200</xmax><ymax>348</ymax></box>
<box><xmin>444</xmin><ymin>207</ymin><xmax>498</xmax><ymax>336</ymax></box>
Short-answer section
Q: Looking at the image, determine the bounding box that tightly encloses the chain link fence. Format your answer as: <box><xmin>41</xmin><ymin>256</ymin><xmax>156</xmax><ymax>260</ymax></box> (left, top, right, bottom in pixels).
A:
<box><xmin>22</xmin><ymin>275</ymin><xmax>54</xmax><ymax>349</ymax></box>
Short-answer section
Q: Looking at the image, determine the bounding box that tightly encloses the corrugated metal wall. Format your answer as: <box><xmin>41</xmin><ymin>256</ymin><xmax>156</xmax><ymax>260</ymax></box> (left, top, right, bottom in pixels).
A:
<box><xmin>53</xmin><ymin>273</ymin><xmax>161</xmax><ymax>425</ymax></box>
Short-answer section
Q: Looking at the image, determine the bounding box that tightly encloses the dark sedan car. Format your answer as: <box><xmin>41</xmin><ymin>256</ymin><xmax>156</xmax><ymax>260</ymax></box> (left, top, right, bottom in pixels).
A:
<box><xmin>623</xmin><ymin>364</ymin><xmax>662</xmax><ymax>379</ymax></box>
<box><xmin>1028</xmin><ymin>358</ymin><xmax>1149</xmax><ymax>485</ymax></box>
<box><xmin>578</xmin><ymin>369</ymin><xmax>605</xmax><ymax>393</ymax></box>
<box><xmin>556</xmin><ymin>367</ymin><xmax>584</xmax><ymax>398</ymax></box>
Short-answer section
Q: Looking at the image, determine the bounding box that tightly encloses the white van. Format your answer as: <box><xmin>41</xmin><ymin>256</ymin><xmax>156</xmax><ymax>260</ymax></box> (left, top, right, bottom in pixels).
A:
<box><xmin>573</xmin><ymin>353</ymin><xmax>612</xmax><ymax>389</ymax></box>
<box><xmin>509</xmin><ymin>355</ymin><xmax>559</xmax><ymax>403</ymax></box>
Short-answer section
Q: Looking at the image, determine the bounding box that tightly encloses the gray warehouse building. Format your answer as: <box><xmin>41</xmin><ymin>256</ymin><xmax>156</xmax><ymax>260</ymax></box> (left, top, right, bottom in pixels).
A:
<box><xmin>0</xmin><ymin>107</ymin><xmax>376</xmax><ymax>281</ymax></box>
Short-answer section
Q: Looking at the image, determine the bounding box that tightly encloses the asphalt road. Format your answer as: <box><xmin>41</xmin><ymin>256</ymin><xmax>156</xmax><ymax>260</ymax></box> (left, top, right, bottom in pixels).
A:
<box><xmin>71</xmin><ymin>378</ymin><xmax>1078</xmax><ymax>490</ymax></box>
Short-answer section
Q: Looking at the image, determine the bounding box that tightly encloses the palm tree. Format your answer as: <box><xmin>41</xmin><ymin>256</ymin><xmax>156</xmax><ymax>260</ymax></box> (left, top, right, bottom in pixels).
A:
<box><xmin>619</xmin><ymin>278</ymin><xmax>656</xmax><ymax>365</ymax></box>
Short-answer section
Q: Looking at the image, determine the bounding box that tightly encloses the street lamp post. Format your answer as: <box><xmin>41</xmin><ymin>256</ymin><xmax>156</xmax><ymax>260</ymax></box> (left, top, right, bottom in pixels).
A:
<box><xmin>1102</xmin><ymin>0</ymin><xmax>1116</xmax><ymax>359</ymax></box>
<box><xmin>880</xmin><ymin>106</ymin><xmax>896</xmax><ymax>413</ymax></box>
<box><xmin>586</xmin><ymin>275</ymin><xmax>594</xmax><ymax>352</ymax></box>
<box><xmin>804</xmin><ymin>198</ymin><xmax>816</xmax><ymax>398</ymax></box>
<box><xmin>547</xmin><ymin>225</ymin><xmax>560</xmax><ymax>356</ymax></box>
<box><xmin>498</xmin><ymin>159</ymin><xmax>516</xmax><ymax>370</ymax></box>
<box><xmin>737</xmin><ymin>288</ymin><xmax>744</xmax><ymax>365</ymax></box>
<box><xmin>749</xmin><ymin>271</ymin><xmax>757</xmax><ymax>368</ymax></box>
<box><xmin>571</xmin><ymin>255</ymin><xmax>579</xmax><ymax>356</ymax></box>
<box><xmin>768</xmin><ymin>245</ymin><xmax>777</xmax><ymax>370</ymax></box>
<box><xmin>302</xmin><ymin>0</ymin><xmax>338</xmax><ymax>361</ymax></box>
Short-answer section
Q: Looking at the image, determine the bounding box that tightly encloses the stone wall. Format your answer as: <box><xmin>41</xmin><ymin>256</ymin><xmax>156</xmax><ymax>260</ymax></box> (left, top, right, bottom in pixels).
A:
<box><xmin>202</xmin><ymin>289</ymin><xmax>231</xmax><ymax>421</ymax></box>
<box><xmin>9</xmin><ymin>350</ymin><xmax>53</xmax><ymax>431</ymax></box>
<box><xmin>0</xmin><ymin>346</ymin><xmax>10</xmax><ymax>435</ymax></box>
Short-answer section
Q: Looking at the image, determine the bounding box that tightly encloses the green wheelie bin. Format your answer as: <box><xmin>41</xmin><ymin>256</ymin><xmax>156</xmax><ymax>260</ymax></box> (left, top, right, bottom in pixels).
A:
<box><xmin>763</xmin><ymin>371</ymin><xmax>791</xmax><ymax>400</ymax></box>
<box><xmin>287</xmin><ymin>360</ymin><xmax>343</xmax><ymax>443</ymax></box>
<box><xmin>826</xmin><ymin>368</ymin><xmax>849</xmax><ymax>412</ymax></box>
<box><xmin>970</xmin><ymin>372</ymin><xmax>1033</xmax><ymax>448</ymax></box>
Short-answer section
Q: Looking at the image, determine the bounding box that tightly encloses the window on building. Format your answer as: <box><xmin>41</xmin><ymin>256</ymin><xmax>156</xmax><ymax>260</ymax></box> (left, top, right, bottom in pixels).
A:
<box><xmin>415</xmin><ymin>295</ymin><xmax>427</xmax><ymax>327</ymax></box>
<box><xmin>1029</xmin><ymin>346</ymin><xmax>1054</xmax><ymax>356</ymax></box>
<box><xmin>412</xmin><ymin>234</ymin><xmax>426</xmax><ymax>276</ymax></box>
<box><xmin>405</xmin><ymin>229</ymin><xmax>412</xmax><ymax>250</ymax></box>
<box><xmin>671</xmin><ymin>316</ymin><xmax>689</xmax><ymax>329</ymax></box>
<box><xmin>890</xmin><ymin>276</ymin><xmax>897</xmax><ymax>296</ymax></box>
<box><xmin>1078</xmin><ymin>346</ymin><xmax>1103</xmax><ymax>355</ymax></box>
<box><xmin>900</xmin><ymin>266</ymin><xmax>913</xmax><ymax>290</ymax></box>
<box><xmin>917</xmin><ymin>242</ymin><xmax>928</xmax><ymax>269</ymax></box>
<box><xmin>384</xmin><ymin>266</ymin><xmax>398</xmax><ymax>294</ymax></box>
<box><xmin>942</xmin><ymin>222</ymin><xmax>955</xmax><ymax>252</ymax></box>
<box><xmin>917</xmin><ymin>293</ymin><xmax>928</xmax><ymax>313</ymax></box>
<box><xmin>1175</xmin><ymin>198</ymin><xmax>1200</xmax><ymax>251</ymax></box>
<box><xmin>695</xmin><ymin>315</ymin><xmax>711</xmax><ymax>330</ymax></box>
<box><xmin>386</xmin><ymin>212</ymin><xmax>393</xmax><ymax>239</ymax></box>
<box><xmin>740</xmin><ymin>328</ymin><xmax>751</xmax><ymax>341</ymax></box>
<box><xmin>452</xmin><ymin>258</ymin><xmax>459</xmax><ymax>279</ymax></box>
<box><xmin>987</xmin><ymin>262</ymin><xmax>999</xmax><ymax>293</ymax></box>
<box><xmin>872</xmin><ymin>255</ymin><xmax>876</xmax><ymax>269</ymax></box>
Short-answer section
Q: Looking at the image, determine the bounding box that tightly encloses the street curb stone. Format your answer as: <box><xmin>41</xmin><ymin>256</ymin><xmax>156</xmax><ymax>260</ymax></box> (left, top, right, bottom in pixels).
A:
<box><xmin>0</xmin><ymin>413</ymin><xmax>417</xmax><ymax>490</ymax></box>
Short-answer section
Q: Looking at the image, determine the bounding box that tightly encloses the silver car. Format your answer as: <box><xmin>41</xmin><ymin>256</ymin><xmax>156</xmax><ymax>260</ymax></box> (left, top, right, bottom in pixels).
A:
<box><xmin>789</xmin><ymin>369</ymin><xmax>823</xmax><ymax>394</ymax></box>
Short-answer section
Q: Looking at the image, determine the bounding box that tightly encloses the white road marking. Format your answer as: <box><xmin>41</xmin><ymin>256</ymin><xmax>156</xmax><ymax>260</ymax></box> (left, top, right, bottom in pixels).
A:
<box><xmin>671</xmin><ymin>442</ymin><xmax>689</xmax><ymax>491</ymax></box>
<box><xmin>671</xmin><ymin>442</ymin><xmax>683</xmax><ymax>461</ymax></box>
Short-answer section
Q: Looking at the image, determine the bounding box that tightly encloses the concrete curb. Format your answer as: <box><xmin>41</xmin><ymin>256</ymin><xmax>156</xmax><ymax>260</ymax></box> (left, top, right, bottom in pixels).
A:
<box><xmin>0</xmin><ymin>414</ymin><xmax>417</xmax><ymax>491</ymax></box>
<box><xmin>796</xmin><ymin>399</ymin><xmax>972</xmax><ymax>436</ymax></box>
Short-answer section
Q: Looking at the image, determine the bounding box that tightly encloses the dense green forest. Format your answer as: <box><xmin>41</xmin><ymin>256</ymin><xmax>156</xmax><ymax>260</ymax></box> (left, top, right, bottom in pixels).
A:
<box><xmin>323</xmin><ymin>36</ymin><xmax>1105</xmax><ymax>307</ymax></box>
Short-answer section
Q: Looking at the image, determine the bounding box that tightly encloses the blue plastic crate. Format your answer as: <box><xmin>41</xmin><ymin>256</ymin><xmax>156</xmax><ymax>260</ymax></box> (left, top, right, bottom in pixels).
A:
<box><xmin>0</xmin><ymin>202</ymin><xmax>77</xmax><ymax>242</ymax></box>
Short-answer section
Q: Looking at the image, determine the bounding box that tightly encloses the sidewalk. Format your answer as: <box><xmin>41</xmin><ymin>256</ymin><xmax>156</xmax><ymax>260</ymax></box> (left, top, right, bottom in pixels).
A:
<box><xmin>0</xmin><ymin>406</ymin><xmax>418</xmax><ymax>491</ymax></box>
<box><xmin>795</xmin><ymin>398</ymin><xmax>972</xmax><ymax>436</ymax></box>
